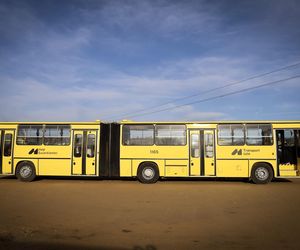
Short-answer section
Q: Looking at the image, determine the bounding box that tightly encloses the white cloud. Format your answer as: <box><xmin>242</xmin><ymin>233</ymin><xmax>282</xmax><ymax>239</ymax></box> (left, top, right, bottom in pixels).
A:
<box><xmin>0</xmin><ymin>0</ymin><xmax>300</xmax><ymax>122</ymax></box>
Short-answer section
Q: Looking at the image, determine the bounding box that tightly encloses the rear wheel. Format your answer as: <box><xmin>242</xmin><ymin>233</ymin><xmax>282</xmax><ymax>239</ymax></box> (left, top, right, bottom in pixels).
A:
<box><xmin>137</xmin><ymin>163</ymin><xmax>159</xmax><ymax>184</ymax></box>
<box><xmin>251</xmin><ymin>163</ymin><xmax>273</xmax><ymax>184</ymax></box>
<box><xmin>16</xmin><ymin>162</ymin><xmax>36</xmax><ymax>182</ymax></box>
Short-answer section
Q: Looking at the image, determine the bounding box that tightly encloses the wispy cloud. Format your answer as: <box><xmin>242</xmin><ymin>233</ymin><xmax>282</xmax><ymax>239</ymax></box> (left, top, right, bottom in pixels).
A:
<box><xmin>0</xmin><ymin>0</ymin><xmax>299</xmax><ymax>122</ymax></box>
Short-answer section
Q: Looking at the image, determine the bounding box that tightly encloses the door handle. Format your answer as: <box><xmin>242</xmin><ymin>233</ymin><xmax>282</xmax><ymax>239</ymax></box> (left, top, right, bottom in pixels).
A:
<box><xmin>73</xmin><ymin>162</ymin><xmax>76</xmax><ymax>165</ymax></box>
<box><xmin>191</xmin><ymin>163</ymin><xmax>194</xmax><ymax>166</ymax></box>
<box><xmin>92</xmin><ymin>163</ymin><xmax>95</xmax><ymax>166</ymax></box>
<box><xmin>211</xmin><ymin>163</ymin><xmax>214</xmax><ymax>166</ymax></box>
<box><xmin>8</xmin><ymin>161</ymin><xmax>11</xmax><ymax>164</ymax></box>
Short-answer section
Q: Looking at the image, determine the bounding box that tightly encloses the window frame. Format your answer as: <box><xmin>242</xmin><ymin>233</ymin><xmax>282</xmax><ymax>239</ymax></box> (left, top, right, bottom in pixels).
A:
<box><xmin>191</xmin><ymin>133</ymin><xmax>200</xmax><ymax>158</ymax></box>
<box><xmin>43</xmin><ymin>125</ymin><xmax>71</xmax><ymax>146</ymax></box>
<box><xmin>154</xmin><ymin>124</ymin><xmax>187</xmax><ymax>146</ymax></box>
<box><xmin>16</xmin><ymin>124</ymin><xmax>43</xmax><ymax>146</ymax></box>
<box><xmin>122</xmin><ymin>124</ymin><xmax>155</xmax><ymax>146</ymax></box>
<box><xmin>122</xmin><ymin>124</ymin><xmax>187</xmax><ymax>146</ymax></box>
<box><xmin>245</xmin><ymin>123</ymin><xmax>274</xmax><ymax>146</ymax></box>
<box><xmin>16</xmin><ymin>124</ymin><xmax>71</xmax><ymax>146</ymax></box>
<box><xmin>86</xmin><ymin>133</ymin><xmax>96</xmax><ymax>158</ymax></box>
<box><xmin>73</xmin><ymin>134</ymin><xmax>83</xmax><ymax>158</ymax></box>
<box><xmin>3</xmin><ymin>133</ymin><xmax>13</xmax><ymax>157</ymax></box>
<box><xmin>217</xmin><ymin>124</ymin><xmax>245</xmax><ymax>146</ymax></box>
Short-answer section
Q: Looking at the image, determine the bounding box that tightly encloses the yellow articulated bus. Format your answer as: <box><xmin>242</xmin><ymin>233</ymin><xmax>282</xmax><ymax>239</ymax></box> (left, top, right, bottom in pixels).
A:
<box><xmin>0</xmin><ymin>121</ymin><xmax>300</xmax><ymax>184</ymax></box>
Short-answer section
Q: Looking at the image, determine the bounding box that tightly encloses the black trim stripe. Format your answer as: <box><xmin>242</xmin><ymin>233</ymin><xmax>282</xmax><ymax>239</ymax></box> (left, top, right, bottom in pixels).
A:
<box><xmin>165</xmin><ymin>165</ymin><xmax>187</xmax><ymax>167</ymax></box>
<box><xmin>0</xmin><ymin>130</ymin><xmax>3</xmax><ymax>174</ymax></box>
<box><xmin>82</xmin><ymin>131</ymin><xmax>87</xmax><ymax>175</ymax></box>
<box><xmin>100</xmin><ymin>124</ymin><xmax>110</xmax><ymax>177</ymax></box>
<box><xmin>14</xmin><ymin>157</ymin><xmax>71</xmax><ymax>160</ymax></box>
<box><xmin>216</xmin><ymin>158</ymin><xmax>276</xmax><ymax>160</ymax></box>
<box><xmin>120</xmin><ymin>158</ymin><xmax>189</xmax><ymax>160</ymax></box>
<box><xmin>200</xmin><ymin>130</ymin><xmax>205</xmax><ymax>176</ymax></box>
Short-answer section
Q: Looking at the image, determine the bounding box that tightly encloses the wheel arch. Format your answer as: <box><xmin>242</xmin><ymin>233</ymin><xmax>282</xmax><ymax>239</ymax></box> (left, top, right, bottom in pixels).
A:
<box><xmin>137</xmin><ymin>161</ymin><xmax>160</xmax><ymax>176</ymax></box>
<box><xmin>15</xmin><ymin>160</ymin><xmax>36</xmax><ymax>175</ymax></box>
<box><xmin>14</xmin><ymin>159</ymin><xmax>38</xmax><ymax>175</ymax></box>
<box><xmin>16</xmin><ymin>160</ymin><xmax>35</xmax><ymax>168</ymax></box>
<box><xmin>250</xmin><ymin>161</ymin><xmax>275</xmax><ymax>184</ymax></box>
<box><xmin>250</xmin><ymin>161</ymin><xmax>275</xmax><ymax>178</ymax></box>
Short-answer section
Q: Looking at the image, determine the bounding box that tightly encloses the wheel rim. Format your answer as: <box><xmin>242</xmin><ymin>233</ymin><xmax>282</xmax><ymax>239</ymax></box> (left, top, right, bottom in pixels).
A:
<box><xmin>255</xmin><ymin>167</ymin><xmax>269</xmax><ymax>181</ymax></box>
<box><xmin>20</xmin><ymin>166</ymin><xmax>32</xmax><ymax>178</ymax></box>
<box><xmin>142</xmin><ymin>167</ymin><xmax>155</xmax><ymax>180</ymax></box>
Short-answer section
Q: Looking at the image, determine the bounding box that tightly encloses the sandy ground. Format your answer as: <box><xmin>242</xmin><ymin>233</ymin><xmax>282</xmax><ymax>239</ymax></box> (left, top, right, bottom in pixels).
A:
<box><xmin>0</xmin><ymin>177</ymin><xmax>300</xmax><ymax>250</ymax></box>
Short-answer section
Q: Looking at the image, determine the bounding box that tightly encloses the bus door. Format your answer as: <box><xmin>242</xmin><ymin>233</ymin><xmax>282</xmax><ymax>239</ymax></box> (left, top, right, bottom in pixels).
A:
<box><xmin>72</xmin><ymin>130</ymin><xmax>97</xmax><ymax>175</ymax></box>
<box><xmin>189</xmin><ymin>129</ymin><xmax>215</xmax><ymax>176</ymax></box>
<box><xmin>0</xmin><ymin>130</ymin><xmax>14</xmax><ymax>174</ymax></box>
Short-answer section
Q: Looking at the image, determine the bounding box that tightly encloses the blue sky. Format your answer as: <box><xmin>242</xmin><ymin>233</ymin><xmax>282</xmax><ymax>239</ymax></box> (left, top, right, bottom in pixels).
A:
<box><xmin>0</xmin><ymin>0</ymin><xmax>300</xmax><ymax>122</ymax></box>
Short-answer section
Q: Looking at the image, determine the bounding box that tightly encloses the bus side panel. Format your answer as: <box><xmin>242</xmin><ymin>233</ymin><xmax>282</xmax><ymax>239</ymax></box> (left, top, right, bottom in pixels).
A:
<box><xmin>120</xmin><ymin>159</ymin><xmax>132</xmax><ymax>176</ymax></box>
<box><xmin>39</xmin><ymin>159</ymin><xmax>71</xmax><ymax>176</ymax></box>
<box><xmin>217</xmin><ymin>159</ymin><xmax>249</xmax><ymax>177</ymax></box>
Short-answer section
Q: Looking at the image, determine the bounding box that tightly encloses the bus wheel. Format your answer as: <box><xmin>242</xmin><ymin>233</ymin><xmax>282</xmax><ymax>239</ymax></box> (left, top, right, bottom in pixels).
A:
<box><xmin>16</xmin><ymin>162</ymin><xmax>36</xmax><ymax>182</ymax></box>
<box><xmin>251</xmin><ymin>163</ymin><xmax>273</xmax><ymax>184</ymax></box>
<box><xmin>137</xmin><ymin>163</ymin><xmax>159</xmax><ymax>184</ymax></box>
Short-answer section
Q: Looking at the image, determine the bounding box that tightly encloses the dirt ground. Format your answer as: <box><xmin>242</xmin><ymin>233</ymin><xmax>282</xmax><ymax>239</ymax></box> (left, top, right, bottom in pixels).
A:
<box><xmin>0</xmin><ymin>177</ymin><xmax>300</xmax><ymax>250</ymax></box>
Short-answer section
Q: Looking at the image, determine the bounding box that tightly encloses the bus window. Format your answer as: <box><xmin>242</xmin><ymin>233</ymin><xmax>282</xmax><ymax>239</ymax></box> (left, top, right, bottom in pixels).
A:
<box><xmin>87</xmin><ymin>134</ymin><xmax>95</xmax><ymax>158</ymax></box>
<box><xmin>122</xmin><ymin>125</ymin><xmax>154</xmax><ymax>145</ymax></box>
<box><xmin>44</xmin><ymin>125</ymin><xmax>70</xmax><ymax>145</ymax></box>
<box><xmin>74</xmin><ymin>134</ymin><xmax>82</xmax><ymax>157</ymax></box>
<box><xmin>17</xmin><ymin>125</ymin><xmax>43</xmax><ymax>145</ymax></box>
<box><xmin>191</xmin><ymin>133</ymin><xmax>200</xmax><ymax>157</ymax></box>
<box><xmin>155</xmin><ymin>125</ymin><xmax>186</xmax><ymax>145</ymax></box>
<box><xmin>4</xmin><ymin>134</ymin><xmax>12</xmax><ymax>156</ymax></box>
<box><xmin>284</xmin><ymin>129</ymin><xmax>295</xmax><ymax>146</ymax></box>
<box><xmin>246</xmin><ymin>124</ymin><xmax>273</xmax><ymax>145</ymax></box>
<box><xmin>205</xmin><ymin>133</ymin><xmax>214</xmax><ymax>158</ymax></box>
<box><xmin>297</xmin><ymin>130</ymin><xmax>300</xmax><ymax>158</ymax></box>
<box><xmin>218</xmin><ymin>124</ymin><xmax>244</xmax><ymax>146</ymax></box>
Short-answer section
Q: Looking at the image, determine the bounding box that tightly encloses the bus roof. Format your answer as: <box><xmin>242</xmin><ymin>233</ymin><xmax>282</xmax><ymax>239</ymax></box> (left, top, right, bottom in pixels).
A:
<box><xmin>0</xmin><ymin>121</ymin><xmax>101</xmax><ymax>125</ymax></box>
<box><xmin>1</xmin><ymin>120</ymin><xmax>300</xmax><ymax>125</ymax></box>
<box><xmin>119</xmin><ymin>120</ymin><xmax>300</xmax><ymax>124</ymax></box>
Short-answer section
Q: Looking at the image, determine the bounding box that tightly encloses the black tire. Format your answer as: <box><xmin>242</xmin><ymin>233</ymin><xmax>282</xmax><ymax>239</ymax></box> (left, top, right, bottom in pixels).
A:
<box><xmin>16</xmin><ymin>162</ymin><xmax>36</xmax><ymax>182</ymax></box>
<box><xmin>251</xmin><ymin>163</ymin><xmax>273</xmax><ymax>184</ymax></box>
<box><xmin>137</xmin><ymin>162</ymin><xmax>159</xmax><ymax>184</ymax></box>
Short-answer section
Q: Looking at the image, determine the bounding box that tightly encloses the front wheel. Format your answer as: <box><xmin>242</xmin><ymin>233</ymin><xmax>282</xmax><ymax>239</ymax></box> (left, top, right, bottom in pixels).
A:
<box><xmin>251</xmin><ymin>164</ymin><xmax>273</xmax><ymax>184</ymax></box>
<box><xmin>137</xmin><ymin>163</ymin><xmax>159</xmax><ymax>184</ymax></box>
<box><xmin>16</xmin><ymin>162</ymin><xmax>36</xmax><ymax>182</ymax></box>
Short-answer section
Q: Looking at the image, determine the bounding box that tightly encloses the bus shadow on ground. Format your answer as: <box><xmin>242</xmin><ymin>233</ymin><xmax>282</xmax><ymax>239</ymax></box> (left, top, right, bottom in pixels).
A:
<box><xmin>160</xmin><ymin>177</ymin><xmax>292</xmax><ymax>184</ymax></box>
<box><xmin>0</xmin><ymin>175</ymin><xmax>292</xmax><ymax>183</ymax></box>
<box><xmin>0</xmin><ymin>240</ymin><xmax>129</xmax><ymax>250</ymax></box>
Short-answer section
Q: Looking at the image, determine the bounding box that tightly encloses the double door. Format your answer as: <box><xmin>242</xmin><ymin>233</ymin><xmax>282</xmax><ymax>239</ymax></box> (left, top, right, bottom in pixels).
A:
<box><xmin>72</xmin><ymin>130</ymin><xmax>97</xmax><ymax>175</ymax></box>
<box><xmin>0</xmin><ymin>130</ymin><xmax>14</xmax><ymax>174</ymax></box>
<box><xmin>189</xmin><ymin>129</ymin><xmax>215</xmax><ymax>176</ymax></box>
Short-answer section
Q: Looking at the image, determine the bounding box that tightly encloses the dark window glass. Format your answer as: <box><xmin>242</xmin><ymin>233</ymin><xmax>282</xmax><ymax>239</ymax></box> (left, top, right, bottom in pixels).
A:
<box><xmin>191</xmin><ymin>134</ymin><xmax>200</xmax><ymax>158</ymax></box>
<box><xmin>155</xmin><ymin>125</ymin><xmax>186</xmax><ymax>145</ymax></box>
<box><xmin>87</xmin><ymin>134</ymin><xmax>95</xmax><ymax>158</ymax></box>
<box><xmin>297</xmin><ymin>130</ymin><xmax>300</xmax><ymax>158</ymax></box>
<box><xmin>74</xmin><ymin>134</ymin><xmax>82</xmax><ymax>157</ymax></box>
<box><xmin>17</xmin><ymin>125</ymin><xmax>43</xmax><ymax>145</ymax></box>
<box><xmin>218</xmin><ymin>124</ymin><xmax>244</xmax><ymax>146</ymax></box>
<box><xmin>0</xmin><ymin>131</ymin><xmax>2</xmax><ymax>155</ymax></box>
<box><xmin>44</xmin><ymin>125</ymin><xmax>70</xmax><ymax>145</ymax></box>
<box><xmin>218</xmin><ymin>125</ymin><xmax>231</xmax><ymax>145</ymax></box>
<box><xmin>284</xmin><ymin>129</ymin><xmax>295</xmax><ymax>146</ymax></box>
<box><xmin>4</xmin><ymin>134</ymin><xmax>12</xmax><ymax>156</ymax></box>
<box><xmin>205</xmin><ymin>133</ymin><xmax>214</xmax><ymax>158</ymax></box>
<box><xmin>246</xmin><ymin>124</ymin><xmax>273</xmax><ymax>145</ymax></box>
<box><xmin>122</xmin><ymin>125</ymin><xmax>154</xmax><ymax>145</ymax></box>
